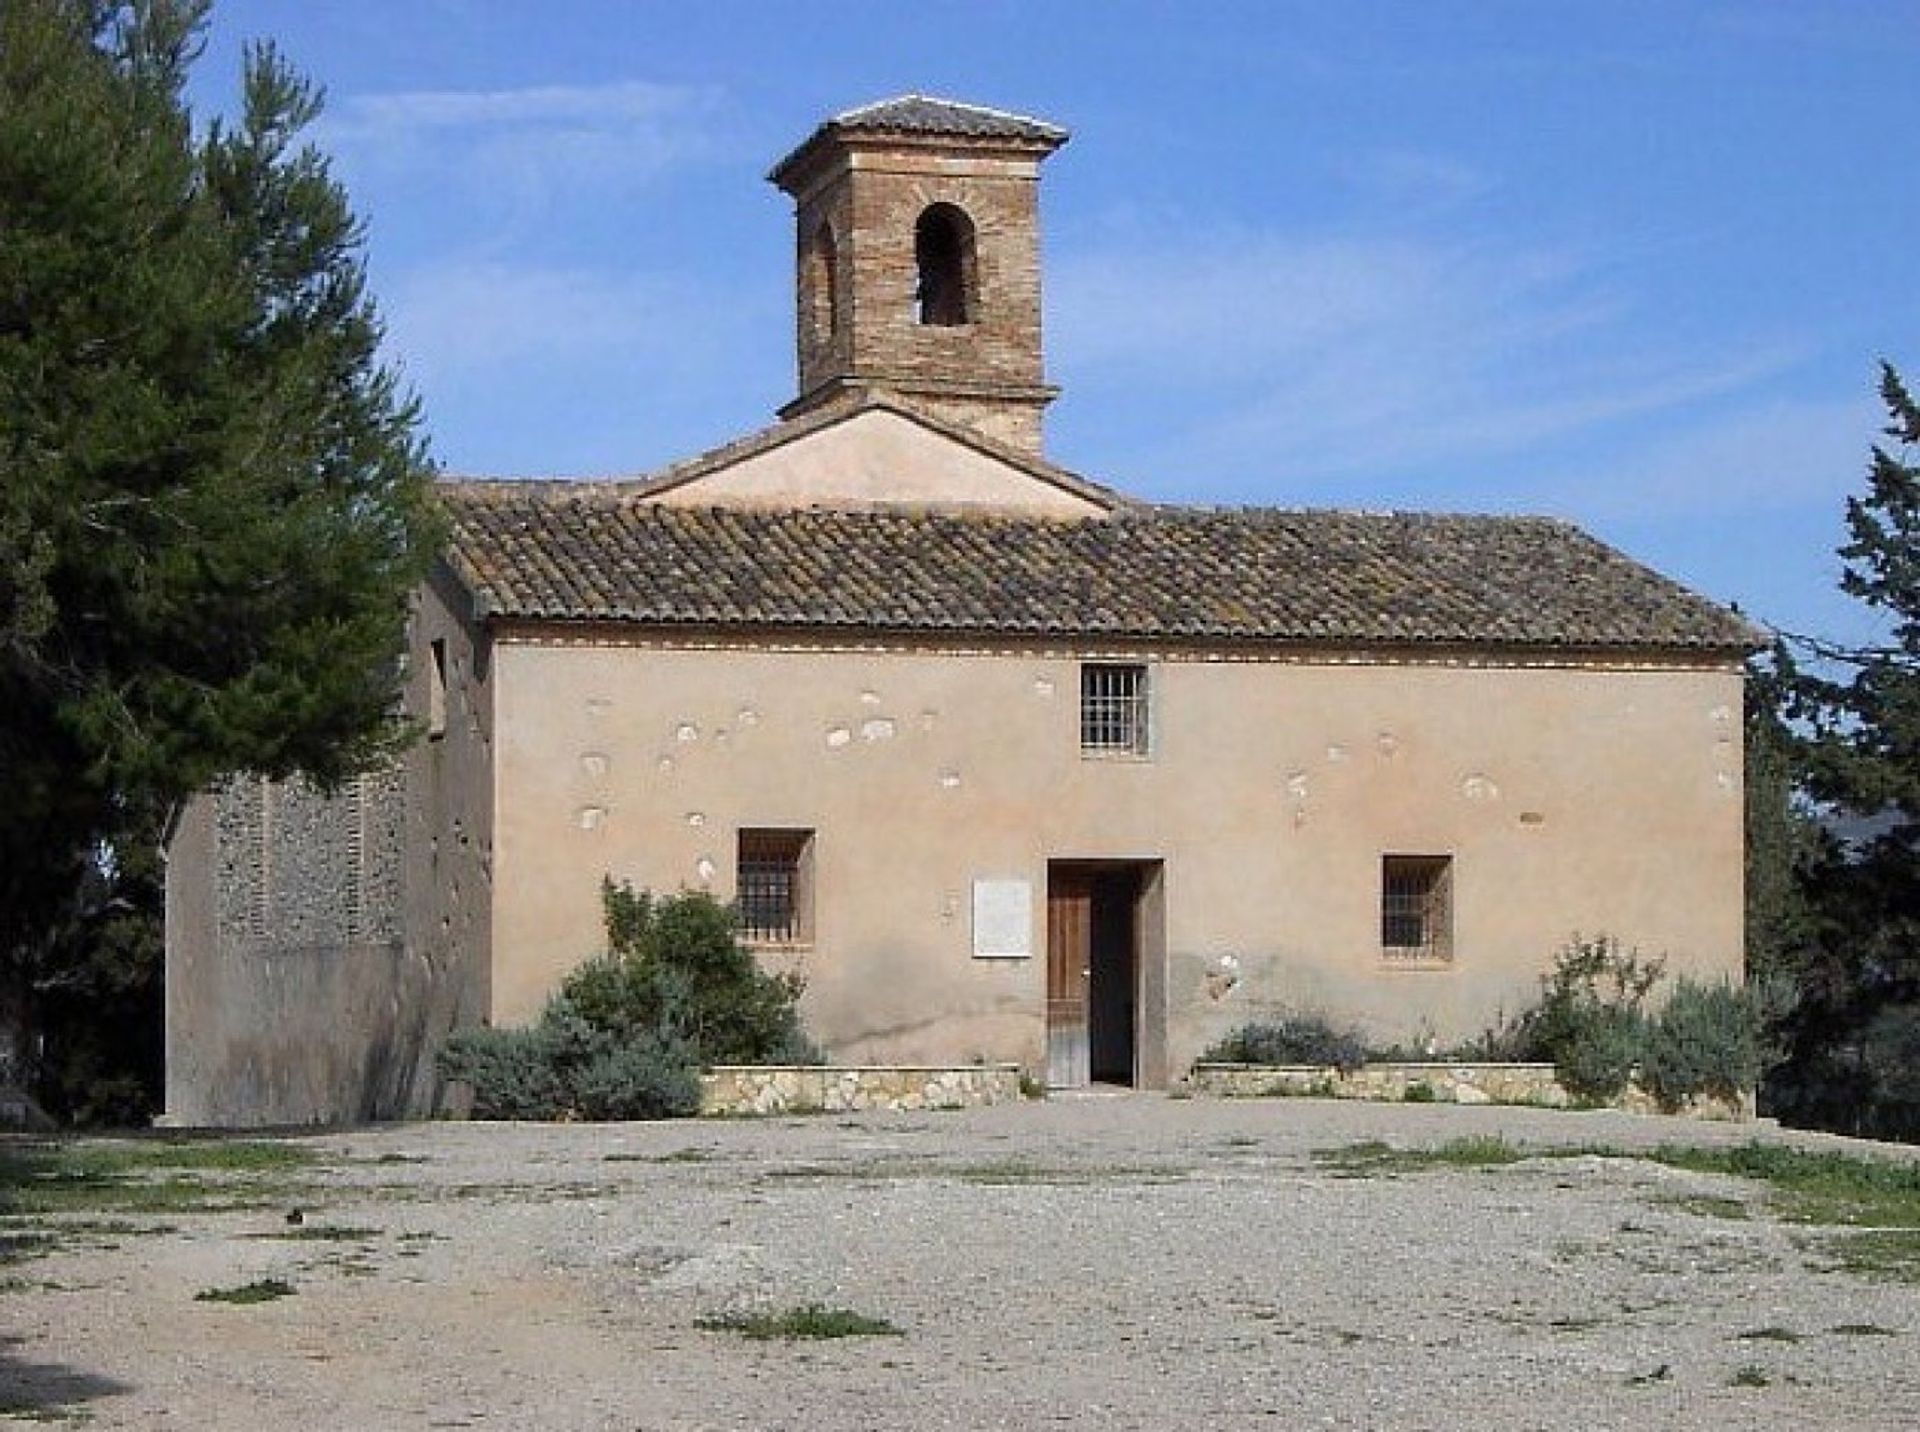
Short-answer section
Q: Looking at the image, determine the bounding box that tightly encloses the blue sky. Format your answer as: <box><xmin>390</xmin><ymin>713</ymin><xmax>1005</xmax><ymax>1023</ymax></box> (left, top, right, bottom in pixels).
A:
<box><xmin>191</xmin><ymin>2</ymin><xmax>1920</xmax><ymax>649</ymax></box>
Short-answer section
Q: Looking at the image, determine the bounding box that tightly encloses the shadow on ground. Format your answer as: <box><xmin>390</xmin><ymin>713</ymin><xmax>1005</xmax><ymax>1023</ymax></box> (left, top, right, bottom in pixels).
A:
<box><xmin>0</xmin><ymin>1334</ymin><xmax>131</xmax><ymax>1419</ymax></box>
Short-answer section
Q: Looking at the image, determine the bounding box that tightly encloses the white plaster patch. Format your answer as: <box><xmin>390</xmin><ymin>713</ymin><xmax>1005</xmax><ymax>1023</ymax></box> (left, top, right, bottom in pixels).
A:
<box><xmin>1376</xmin><ymin>732</ymin><xmax>1401</xmax><ymax>756</ymax></box>
<box><xmin>577</xmin><ymin>806</ymin><xmax>606</xmax><ymax>832</ymax></box>
<box><xmin>695</xmin><ymin>857</ymin><xmax>716</xmax><ymax>884</ymax></box>
<box><xmin>860</xmin><ymin>718</ymin><xmax>897</xmax><ymax>742</ymax></box>
<box><xmin>585</xmin><ymin>698</ymin><xmax>612</xmax><ymax>718</ymax></box>
<box><xmin>674</xmin><ymin>723</ymin><xmax>699</xmax><ymax>743</ymax></box>
<box><xmin>939</xmin><ymin>770</ymin><xmax>962</xmax><ymax>789</ymax></box>
<box><xmin>737</xmin><ymin>707</ymin><xmax>760</xmax><ymax>727</ymax></box>
<box><xmin>713</xmin><ymin>729</ymin><xmax>729</xmax><ymax>746</ymax></box>
<box><xmin>825</xmin><ymin>726</ymin><xmax>852</xmax><ymax>749</ymax></box>
<box><xmin>1462</xmin><ymin>774</ymin><xmax>1499</xmax><ymax>802</ymax></box>
<box><xmin>1285</xmin><ymin>771</ymin><xmax>1310</xmax><ymax>800</ymax></box>
<box><xmin>685</xmin><ymin>812</ymin><xmax>705</xmax><ymax>828</ymax></box>
<box><xmin>656</xmin><ymin>755</ymin><xmax>675</xmax><ymax>774</ymax></box>
<box><xmin>1709</xmin><ymin>704</ymin><xmax>1733</xmax><ymax>725</ymax></box>
<box><xmin>859</xmin><ymin>689</ymin><xmax>882</xmax><ymax>706</ymax></box>
<box><xmin>1326</xmin><ymin>744</ymin><xmax>1349</xmax><ymax>763</ymax></box>
<box><xmin>1716</xmin><ymin>771</ymin><xmax>1735</xmax><ymax>791</ymax></box>
<box><xmin>580</xmin><ymin>752</ymin><xmax>610</xmax><ymax>779</ymax></box>
<box><xmin>972</xmin><ymin>879</ymin><xmax>1032</xmax><ymax>958</ymax></box>
<box><xmin>1032</xmin><ymin>677</ymin><xmax>1055</xmax><ymax>699</ymax></box>
<box><xmin>919</xmin><ymin>710</ymin><xmax>938</xmax><ymax>732</ymax></box>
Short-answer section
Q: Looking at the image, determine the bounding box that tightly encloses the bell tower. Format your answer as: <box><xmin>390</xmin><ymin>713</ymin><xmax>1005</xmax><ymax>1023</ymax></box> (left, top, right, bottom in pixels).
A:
<box><xmin>769</xmin><ymin>96</ymin><xmax>1068</xmax><ymax>456</ymax></box>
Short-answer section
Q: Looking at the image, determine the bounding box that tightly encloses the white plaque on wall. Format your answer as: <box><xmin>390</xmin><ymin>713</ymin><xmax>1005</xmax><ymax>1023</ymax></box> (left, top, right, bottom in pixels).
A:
<box><xmin>971</xmin><ymin>879</ymin><xmax>1033</xmax><ymax>959</ymax></box>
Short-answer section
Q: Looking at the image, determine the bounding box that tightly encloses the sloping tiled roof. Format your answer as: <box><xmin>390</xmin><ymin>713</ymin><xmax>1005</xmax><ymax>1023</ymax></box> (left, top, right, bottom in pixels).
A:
<box><xmin>438</xmin><ymin>485</ymin><xmax>1757</xmax><ymax>654</ymax></box>
<box><xmin>828</xmin><ymin>95</ymin><xmax>1068</xmax><ymax>144</ymax></box>
<box><xmin>770</xmin><ymin>95</ymin><xmax>1067</xmax><ymax>185</ymax></box>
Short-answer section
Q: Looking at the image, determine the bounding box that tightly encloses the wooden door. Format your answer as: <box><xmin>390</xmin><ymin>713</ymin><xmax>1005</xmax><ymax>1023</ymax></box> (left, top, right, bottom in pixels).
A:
<box><xmin>1047</xmin><ymin>869</ymin><xmax>1093</xmax><ymax>1088</ymax></box>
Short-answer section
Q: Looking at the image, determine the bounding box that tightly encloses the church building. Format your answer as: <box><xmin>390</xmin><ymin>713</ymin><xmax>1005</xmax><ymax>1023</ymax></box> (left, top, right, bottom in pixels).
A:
<box><xmin>164</xmin><ymin>98</ymin><xmax>1755</xmax><ymax>1125</ymax></box>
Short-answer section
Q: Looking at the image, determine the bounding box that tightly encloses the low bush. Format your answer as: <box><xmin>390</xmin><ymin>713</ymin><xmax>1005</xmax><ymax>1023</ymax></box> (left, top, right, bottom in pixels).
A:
<box><xmin>1203</xmin><ymin>1011</ymin><xmax>1370</xmax><ymax>1073</ymax></box>
<box><xmin>439</xmin><ymin>882</ymin><xmax>817</xmax><ymax>1121</ymax></box>
<box><xmin>1640</xmin><ymin>977</ymin><xmax>1776</xmax><ymax>1110</ymax></box>
<box><xmin>1522</xmin><ymin>934</ymin><xmax>1662</xmax><ymax>1103</ymax></box>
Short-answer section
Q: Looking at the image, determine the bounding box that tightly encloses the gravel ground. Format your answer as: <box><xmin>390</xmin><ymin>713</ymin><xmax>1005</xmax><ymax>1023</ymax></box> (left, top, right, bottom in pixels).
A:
<box><xmin>4</xmin><ymin>1096</ymin><xmax>1919</xmax><ymax>1430</ymax></box>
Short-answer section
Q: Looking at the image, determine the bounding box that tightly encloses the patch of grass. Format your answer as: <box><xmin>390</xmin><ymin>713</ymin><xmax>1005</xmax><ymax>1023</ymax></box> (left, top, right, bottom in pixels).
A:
<box><xmin>1547</xmin><ymin>1315</ymin><xmax>1604</xmax><ymax>1333</ymax></box>
<box><xmin>695</xmin><ymin>1303</ymin><xmax>902</xmax><ymax>1341</ymax></box>
<box><xmin>1729</xmin><ymin>1363</ymin><xmax>1771</xmax><ymax>1388</ymax></box>
<box><xmin>249</xmin><ymin>1224</ymin><xmax>381</xmax><ymax>1243</ymax></box>
<box><xmin>1736</xmin><ymin>1326</ymin><xmax>1801</xmax><ymax>1343</ymax></box>
<box><xmin>1315</xmin><ymin>1136</ymin><xmax>1526</xmax><ymax>1175</ymax></box>
<box><xmin>0</xmin><ymin>1139</ymin><xmax>317</xmax><ymax>1218</ymax></box>
<box><xmin>1657</xmin><ymin>1193</ymin><xmax>1751</xmax><ymax>1221</ymax></box>
<box><xmin>1818</xmin><ymin>1228</ymin><xmax>1920</xmax><ymax>1284</ymax></box>
<box><xmin>1830</xmin><ymin>1322</ymin><xmax>1899</xmax><ymax>1337</ymax></box>
<box><xmin>194</xmin><ymin>1278</ymin><xmax>295</xmax><ymax>1305</ymax></box>
<box><xmin>1630</xmin><ymin>1142</ymin><xmax>1920</xmax><ymax>1228</ymax></box>
<box><xmin>1626</xmin><ymin>1363</ymin><xmax>1672</xmax><ymax>1386</ymax></box>
<box><xmin>606</xmin><ymin>1148</ymin><xmax>711</xmax><ymax>1164</ymax></box>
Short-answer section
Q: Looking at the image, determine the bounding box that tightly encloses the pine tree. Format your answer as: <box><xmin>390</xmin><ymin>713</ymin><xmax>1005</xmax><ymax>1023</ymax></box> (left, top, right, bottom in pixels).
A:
<box><xmin>0</xmin><ymin>1</ymin><xmax>436</xmax><ymax>1113</ymax></box>
<box><xmin>1766</xmin><ymin>364</ymin><xmax>1920</xmax><ymax>1138</ymax></box>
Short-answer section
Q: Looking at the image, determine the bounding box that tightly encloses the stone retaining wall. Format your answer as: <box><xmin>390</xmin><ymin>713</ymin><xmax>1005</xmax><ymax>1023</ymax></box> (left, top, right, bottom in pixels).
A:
<box><xmin>1188</xmin><ymin>1061</ymin><xmax>1752</xmax><ymax>1122</ymax></box>
<box><xmin>701</xmin><ymin>1064</ymin><xmax>1022</xmax><ymax>1116</ymax></box>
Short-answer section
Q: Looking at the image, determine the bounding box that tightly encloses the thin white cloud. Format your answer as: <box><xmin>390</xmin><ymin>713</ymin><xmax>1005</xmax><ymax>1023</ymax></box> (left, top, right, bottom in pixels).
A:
<box><xmin>1049</xmin><ymin>224</ymin><xmax>1803</xmax><ymax>506</ymax></box>
<box><xmin>1538</xmin><ymin>395</ymin><xmax>1877</xmax><ymax>522</ymax></box>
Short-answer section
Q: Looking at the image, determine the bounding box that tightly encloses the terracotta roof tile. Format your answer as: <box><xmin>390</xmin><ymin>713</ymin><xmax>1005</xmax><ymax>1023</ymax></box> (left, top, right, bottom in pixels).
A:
<box><xmin>438</xmin><ymin>483</ymin><xmax>1758</xmax><ymax>654</ymax></box>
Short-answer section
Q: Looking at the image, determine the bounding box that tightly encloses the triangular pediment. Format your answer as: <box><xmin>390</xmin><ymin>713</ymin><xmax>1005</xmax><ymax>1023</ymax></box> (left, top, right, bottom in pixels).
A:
<box><xmin>630</xmin><ymin>394</ymin><xmax>1120</xmax><ymax>517</ymax></box>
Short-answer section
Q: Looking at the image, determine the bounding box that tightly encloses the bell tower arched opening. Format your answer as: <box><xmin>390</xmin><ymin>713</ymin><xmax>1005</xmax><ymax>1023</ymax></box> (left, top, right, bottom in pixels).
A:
<box><xmin>914</xmin><ymin>203</ymin><xmax>976</xmax><ymax>327</ymax></box>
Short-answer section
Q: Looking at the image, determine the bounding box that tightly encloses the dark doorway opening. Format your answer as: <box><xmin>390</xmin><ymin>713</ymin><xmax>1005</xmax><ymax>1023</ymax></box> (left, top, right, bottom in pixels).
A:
<box><xmin>1047</xmin><ymin>861</ymin><xmax>1155</xmax><ymax>1088</ymax></box>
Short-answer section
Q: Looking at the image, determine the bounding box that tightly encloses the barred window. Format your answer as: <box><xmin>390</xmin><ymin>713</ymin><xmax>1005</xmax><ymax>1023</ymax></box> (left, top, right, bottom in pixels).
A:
<box><xmin>1081</xmin><ymin>664</ymin><xmax>1150</xmax><ymax>756</ymax></box>
<box><xmin>737</xmin><ymin>829</ymin><xmax>814</xmax><ymax>945</ymax></box>
<box><xmin>1382</xmin><ymin>855</ymin><xmax>1453</xmax><ymax>962</ymax></box>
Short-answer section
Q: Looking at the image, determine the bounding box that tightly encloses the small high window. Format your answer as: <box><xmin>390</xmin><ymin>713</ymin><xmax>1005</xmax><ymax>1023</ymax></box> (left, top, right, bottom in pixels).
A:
<box><xmin>914</xmin><ymin>203</ymin><xmax>976</xmax><ymax>326</ymax></box>
<box><xmin>1382</xmin><ymin>855</ymin><xmax>1453</xmax><ymax>962</ymax></box>
<box><xmin>737</xmin><ymin>828</ymin><xmax>815</xmax><ymax>945</ymax></box>
<box><xmin>426</xmin><ymin>638</ymin><xmax>449</xmax><ymax>740</ymax></box>
<box><xmin>1080</xmin><ymin>664</ymin><xmax>1150</xmax><ymax>756</ymax></box>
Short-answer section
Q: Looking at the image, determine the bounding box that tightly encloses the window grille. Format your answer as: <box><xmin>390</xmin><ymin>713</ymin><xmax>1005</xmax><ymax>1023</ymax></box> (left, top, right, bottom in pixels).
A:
<box><xmin>737</xmin><ymin>829</ymin><xmax>812</xmax><ymax>944</ymax></box>
<box><xmin>1382</xmin><ymin>855</ymin><xmax>1453</xmax><ymax>961</ymax></box>
<box><xmin>1080</xmin><ymin>664</ymin><xmax>1150</xmax><ymax>756</ymax></box>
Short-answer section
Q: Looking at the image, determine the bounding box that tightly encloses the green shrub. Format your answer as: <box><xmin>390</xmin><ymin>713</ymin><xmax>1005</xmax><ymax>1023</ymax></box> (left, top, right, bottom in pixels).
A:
<box><xmin>1640</xmin><ymin>977</ymin><xmax>1774</xmax><ymax>1109</ymax></box>
<box><xmin>1203</xmin><ymin>1012</ymin><xmax>1370</xmax><ymax>1072</ymax></box>
<box><xmin>438</xmin><ymin>883</ymin><xmax>818</xmax><ymax>1121</ymax></box>
<box><xmin>1519</xmin><ymin>934</ymin><xmax>1661</xmax><ymax>1103</ymax></box>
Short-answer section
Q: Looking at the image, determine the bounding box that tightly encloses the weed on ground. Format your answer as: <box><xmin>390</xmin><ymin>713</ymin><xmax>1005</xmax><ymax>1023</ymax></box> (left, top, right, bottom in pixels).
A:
<box><xmin>194</xmin><ymin>1278</ymin><xmax>295</xmax><ymax>1305</ymax></box>
<box><xmin>695</xmin><ymin>1303</ymin><xmax>902</xmax><ymax>1340</ymax></box>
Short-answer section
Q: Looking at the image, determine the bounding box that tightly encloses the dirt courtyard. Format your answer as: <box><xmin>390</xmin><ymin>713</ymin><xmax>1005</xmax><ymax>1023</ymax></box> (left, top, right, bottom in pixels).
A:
<box><xmin>4</xmin><ymin>1096</ymin><xmax>1918</xmax><ymax>1430</ymax></box>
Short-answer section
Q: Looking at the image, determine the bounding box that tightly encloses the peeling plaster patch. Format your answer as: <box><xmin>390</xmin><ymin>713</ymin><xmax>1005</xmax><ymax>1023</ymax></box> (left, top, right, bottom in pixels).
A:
<box><xmin>919</xmin><ymin>710</ymin><xmax>938</xmax><ymax>732</ymax></box>
<box><xmin>1716</xmin><ymin>771</ymin><xmax>1736</xmax><ymax>791</ymax></box>
<box><xmin>577</xmin><ymin>806</ymin><xmax>606</xmax><ymax>832</ymax></box>
<box><xmin>1519</xmin><ymin>811</ymin><xmax>1546</xmax><ymax>826</ymax></box>
<box><xmin>656</xmin><ymin>755</ymin><xmax>675</xmax><ymax>774</ymax></box>
<box><xmin>674</xmin><ymin>723</ymin><xmax>699</xmax><ymax>743</ymax></box>
<box><xmin>825</xmin><ymin>726</ymin><xmax>852</xmax><ymax>749</ymax></box>
<box><xmin>737</xmin><ymin>707</ymin><xmax>760</xmax><ymax>727</ymax></box>
<box><xmin>1204</xmin><ymin>953</ymin><xmax>1242</xmax><ymax>1001</ymax></box>
<box><xmin>685</xmin><ymin>812</ymin><xmax>705</xmax><ymax>828</ymax></box>
<box><xmin>1285</xmin><ymin>771</ymin><xmax>1310</xmax><ymax>800</ymax></box>
<box><xmin>695</xmin><ymin>857</ymin><xmax>716</xmax><ymax>884</ymax></box>
<box><xmin>1326</xmin><ymin>744</ymin><xmax>1349</xmax><ymax>763</ymax></box>
<box><xmin>1462</xmin><ymin>774</ymin><xmax>1499</xmax><ymax>802</ymax></box>
<box><xmin>585</xmin><ymin>698</ymin><xmax>612</xmax><ymax>718</ymax></box>
<box><xmin>1293</xmin><ymin>808</ymin><xmax>1308</xmax><ymax>828</ymax></box>
<box><xmin>859</xmin><ymin>689</ymin><xmax>882</xmax><ymax>706</ymax></box>
<box><xmin>939</xmin><ymin>770</ymin><xmax>962</xmax><ymax>789</ymax></box>
<box><xmin>941</xmin><ymin>892</ymin><xmax>961</xmax><ymax>922</ymax></box>
<box><xmin>1709</xmin><ymin>704</ymin><xmax>1733</xmax><ymax>725</ymax></box>
<box><xmin>1376</xmin><ymin>732</ymin><xmax>1401</xmax><ymax>757</ymax></box>
<box><xmin>713</xmin><ymin>729</ymin><xmax>729</xmax><ymax>746</ymax></box>
<box><xmin>1032</xmin><ymin>677</ymin><xmax>1055</xmax><ymax>699</ymax></box>
<box><xmin>580</xmin><ymin>752</ymin><xmax>610</xmax><ymax>779</ymax></box>
<box><xmin>860</xmin><ymin>717</ymin><xmax>897</xmax><ymax>742</ymax></box>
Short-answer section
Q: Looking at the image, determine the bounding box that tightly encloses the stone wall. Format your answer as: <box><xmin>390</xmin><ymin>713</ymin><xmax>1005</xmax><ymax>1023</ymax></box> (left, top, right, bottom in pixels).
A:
<box><xmin>700</xmin><ymin>1063</ymin><xmax>1022</xmax><ymax>1116</ymax></box>
<box><xmin>164</xmin><ymin>769</ymin><xmax>472</xmax><ymax>1127</ymax></box>
<box><xmin>1188</xmin><ymin>1061</ymin><xmax>1754</xmax><ymax>1122</ymax></box>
